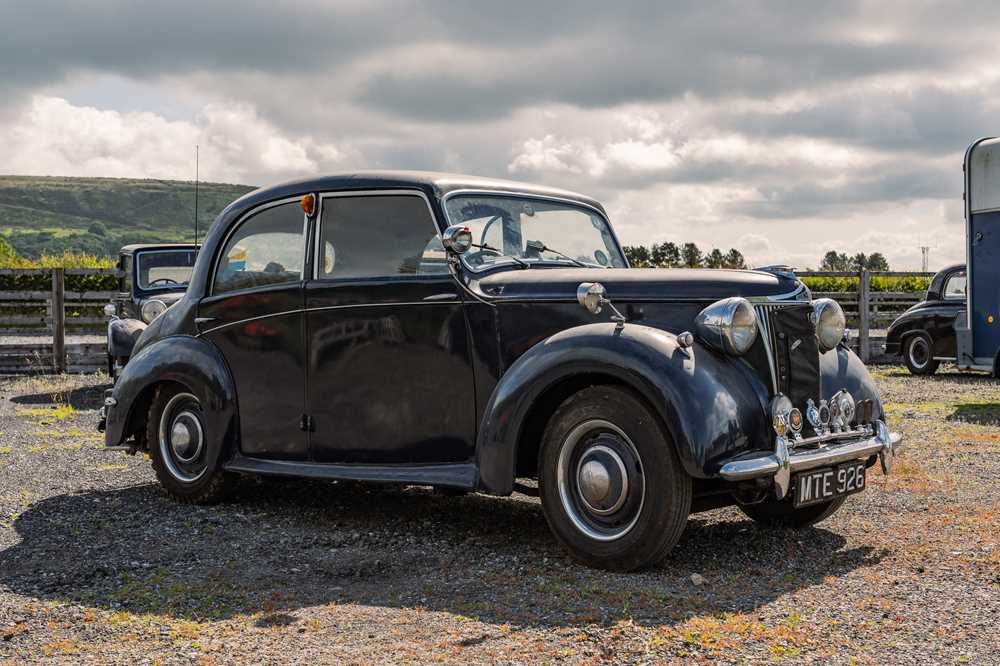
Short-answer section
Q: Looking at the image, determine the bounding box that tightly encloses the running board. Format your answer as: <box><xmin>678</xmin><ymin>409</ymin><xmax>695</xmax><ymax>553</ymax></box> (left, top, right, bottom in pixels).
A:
<box><xmin>223</xmin><ymin>454</ymin><xmax>478</xmax><ymax>490</ymax></box>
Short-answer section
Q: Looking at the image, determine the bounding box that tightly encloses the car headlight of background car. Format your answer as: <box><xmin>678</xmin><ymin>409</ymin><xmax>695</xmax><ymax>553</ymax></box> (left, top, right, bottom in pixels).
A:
<box><xmin>813</xmin><ymin>298</ymin><xmax>846</xmax><ymax>352</ymax></box>
<box><xmin>140</xmin><ymin>299</ymin><xmax>167</xmax><ymax>323</ymax></box>
<box><xmin>694</xmin><ymin>297</ymin><xmax>758</xmax><ymax>355</ymax></box>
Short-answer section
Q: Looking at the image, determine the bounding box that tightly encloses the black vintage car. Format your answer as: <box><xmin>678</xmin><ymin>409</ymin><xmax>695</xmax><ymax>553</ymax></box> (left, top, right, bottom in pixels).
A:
<box><xmin>885</xmin><ymin>264</ymin><xmax>966</xmax><ymax>375</ymax></box>
<box><xmin>99</xmin><ymin>172</ymin><xmax>902</xmax><ymax>571</ymax></box>
<box><xmin>104</xmin><ymin>244</ymin><xmax>198</xmax><ymax>378</ymax></box>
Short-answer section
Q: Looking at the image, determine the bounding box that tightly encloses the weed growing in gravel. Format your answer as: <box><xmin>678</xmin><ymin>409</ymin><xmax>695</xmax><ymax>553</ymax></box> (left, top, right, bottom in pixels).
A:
<box><xmin>16</xmin><ymin>403</ymin><xmax>77</xmax><ymax>424</ymax></box>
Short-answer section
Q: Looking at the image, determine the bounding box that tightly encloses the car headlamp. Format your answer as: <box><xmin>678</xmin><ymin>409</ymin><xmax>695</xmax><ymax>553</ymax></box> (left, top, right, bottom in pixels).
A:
<box><xmin>140</xmin><ymin>299</ymin><xmax>167</xmax><ymax>323</ymax></box>
<box><xmin>813</xmin><ymin>298</ymin><xmax>846</xmax><ymax>352</ymax></box>
<box><xmin>694</xmin><ymin>297</ymin><xmax>758</xmax><ymax>355</ymax></box>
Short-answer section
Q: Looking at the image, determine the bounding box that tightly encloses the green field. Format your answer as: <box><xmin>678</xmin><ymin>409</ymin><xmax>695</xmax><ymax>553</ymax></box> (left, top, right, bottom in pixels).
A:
<box><xmin>0</xmin><ymin>176</ymin><xmax>255</xmax><ymax>259</ymax></box>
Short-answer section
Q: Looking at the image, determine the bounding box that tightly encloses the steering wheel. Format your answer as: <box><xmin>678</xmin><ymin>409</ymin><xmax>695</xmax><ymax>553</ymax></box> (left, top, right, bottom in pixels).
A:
<box><xmin>463</xmin><ymin>247</ymin><xmax>502</xmax><ymax>267</ymax></box>
<box><xmin>148</xmin><ymin>277</ymin><xmax>179</xmax><ymax>286</ymax></box>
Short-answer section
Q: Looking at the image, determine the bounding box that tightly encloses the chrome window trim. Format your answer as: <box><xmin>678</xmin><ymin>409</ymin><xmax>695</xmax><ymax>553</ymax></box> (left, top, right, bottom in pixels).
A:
<box><xmin>440</xmin><ymin>188</ymin><xmax>628</xmax><ymax>272</ymax></box>
<box><xmin>208</xmin><ymin>195</ymin><xmax>307</xmax><ymax>297</ymax></box>
<box><xmin>311</xmin><ymin>189</ymin><xmax>441</xmax><ymax>282</ymax></box>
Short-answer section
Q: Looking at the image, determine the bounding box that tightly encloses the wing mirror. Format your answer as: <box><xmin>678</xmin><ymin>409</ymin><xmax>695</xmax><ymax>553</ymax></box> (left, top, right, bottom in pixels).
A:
<box><xmin>577</xmin><ymin>282</ymin><xmax>608</xmax><ymax>314</ymax></box>
<box><xmin>442</xmin><ymin>225</ymin><xmax>473</xmax><ymax>254</ymax></box>
<box><xmin>577</xmin><ymin>281</ymin><xmax>627</xmax><ymax>330</ymax></box>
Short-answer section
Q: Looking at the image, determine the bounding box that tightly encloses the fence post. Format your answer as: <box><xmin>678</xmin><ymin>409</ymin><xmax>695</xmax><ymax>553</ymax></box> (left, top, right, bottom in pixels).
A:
<box><xmin>858</xmin><ymin>268</ymin><xmax>870</xmax><ymax>363</ymax></box>
<box><xmin>51</xmin><ymin>268</ymin><xmax>66</xmax><ymax>373</ymax></box>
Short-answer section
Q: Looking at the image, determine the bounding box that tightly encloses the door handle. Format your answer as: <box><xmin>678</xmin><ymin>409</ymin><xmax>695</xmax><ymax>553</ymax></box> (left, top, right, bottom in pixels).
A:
<box><xmin>194</xmin><ymin>317</ymin><xmax>217</xmax><ymax>324</ymax></box>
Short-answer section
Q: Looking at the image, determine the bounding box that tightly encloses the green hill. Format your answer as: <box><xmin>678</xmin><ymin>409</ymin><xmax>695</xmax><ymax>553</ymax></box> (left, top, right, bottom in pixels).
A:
<box><xmin>0</xmin><ymin>176</ymin><xmax>256</xmax><ymax>259</ymax></box>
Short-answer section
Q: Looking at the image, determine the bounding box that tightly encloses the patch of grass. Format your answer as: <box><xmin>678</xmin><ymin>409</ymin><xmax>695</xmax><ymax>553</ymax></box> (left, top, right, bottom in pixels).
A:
<box><xmin>947</xmin><ymin>402</ymin><xmax>1000</xmax><ymax>425</ymax></box>
<box><xmin>16</xmin><ymin>403</ymin><xmax>77</xmax><ymax>424</ymax></box>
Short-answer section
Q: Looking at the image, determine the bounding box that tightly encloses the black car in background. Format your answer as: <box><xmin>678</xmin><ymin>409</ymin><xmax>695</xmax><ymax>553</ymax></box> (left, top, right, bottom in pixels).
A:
<box><xmin>104</xmin><ymin>244</ymin><xmax>197</xmax><ymax>378</ymax></box>
<box><xmin>98</xmin><ymin>172</ymin><xmax>901</xmax><ymax>571</ymax></box>
<box><xmin>885</xmin><ymin>263</ymin><xmax>966</xmax><ymax>375</ymax></box>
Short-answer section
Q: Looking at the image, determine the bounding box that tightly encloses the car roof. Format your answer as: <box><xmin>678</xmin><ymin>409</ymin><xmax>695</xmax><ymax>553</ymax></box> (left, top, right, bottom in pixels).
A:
<box><xmin>219</xmin><ymin>171</ymin><xmax>607</xmax><ymax>221</ymax></box>
<box><xmin>120</xmin><ymin>243</ymin><xmax>199</xmax><ymax>255</ymax></box>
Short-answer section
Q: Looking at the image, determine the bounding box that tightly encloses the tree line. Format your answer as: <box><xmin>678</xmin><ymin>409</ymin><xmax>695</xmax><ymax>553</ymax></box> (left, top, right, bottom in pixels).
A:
<box><xmin>623</xmin><ymin>242</ymin><xmax>748</xmax><ymax>269</ymax></box>
<box><xmin>623</xmin><ymin>243</ymin><xmax>892</xmax><ymax>271</ymax></box>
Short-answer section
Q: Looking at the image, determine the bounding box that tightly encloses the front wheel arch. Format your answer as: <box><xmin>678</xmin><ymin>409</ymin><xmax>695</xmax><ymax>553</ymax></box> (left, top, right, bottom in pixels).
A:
<box><xmin>514</xmin><ymin>372</ymin><xmax>670</xmax><ymax>480</ymax></box>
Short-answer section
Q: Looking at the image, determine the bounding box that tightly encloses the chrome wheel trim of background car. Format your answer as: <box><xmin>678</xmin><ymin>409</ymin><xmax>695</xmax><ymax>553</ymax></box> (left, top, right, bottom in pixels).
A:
<box><xmin>158</xmin><ymin>392</ymin><xmax>208</xmax><ymax>483</ymax></box>
<box><xmin>907</xmin><ymin>336</ymin><xmax>931</xmax><ymax>370</ymax></box>
<box><xmin>556</xmin><ymin>419</ymin><xmax>645</xmax><ymax>541</ymax></box>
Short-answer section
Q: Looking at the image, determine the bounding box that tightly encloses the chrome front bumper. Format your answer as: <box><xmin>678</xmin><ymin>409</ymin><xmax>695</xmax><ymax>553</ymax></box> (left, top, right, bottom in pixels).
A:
<box><xmin>719</xmin><ymin>420</ymin><xmax>902</xmax><ymax>499</ymax></box>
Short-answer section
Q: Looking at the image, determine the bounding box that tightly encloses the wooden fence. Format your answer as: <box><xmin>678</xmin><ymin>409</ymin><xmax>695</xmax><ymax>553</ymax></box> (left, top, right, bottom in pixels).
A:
<box><xmin>0</xmin><ymin>267</ymin><xmax>932</xmax><ymax>374</ymax></box>
<box><xmin>0</xmin><ymin>268</ymin><xmax>115</xmax><ymax>373</ymax></box>
<box><xmin>801</xmin><ymin>270</ymin><xmax>932</xmax><ymax>363</ymax></box>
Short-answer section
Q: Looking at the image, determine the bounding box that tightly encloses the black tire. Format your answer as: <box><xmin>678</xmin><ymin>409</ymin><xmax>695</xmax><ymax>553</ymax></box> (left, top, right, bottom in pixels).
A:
<box><xmin>903</xmin><ymin>333</ymin><xmax>939</xmax><ymax>376</ymax></box>
<box><xmin>739</xmin><ymin>496</ymin><xmax>845</xmax><ymax>529</ymax></box>
<box><xmin>147</xmin><ymin>384</ymin><xmax>234</xmax><ymax>504</ymax></box>
<box><xmin>538</xmin><ymin>385</ymin><xmax>691</xmax><ymax>572</ymax></box>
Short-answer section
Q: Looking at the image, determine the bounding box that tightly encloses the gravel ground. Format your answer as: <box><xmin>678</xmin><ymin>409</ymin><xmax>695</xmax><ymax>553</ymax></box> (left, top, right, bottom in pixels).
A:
<box><xmin>0</xmin><ymin>368</ymin><xmax>998</xmax><ymax>664</ymax></box>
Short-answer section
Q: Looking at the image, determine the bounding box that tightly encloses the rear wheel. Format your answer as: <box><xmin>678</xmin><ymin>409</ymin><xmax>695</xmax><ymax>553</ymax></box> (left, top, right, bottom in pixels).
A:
<box><xmin>148</xmin><ymin>385</ymin><xmax>234</xmax><ymax>504</ymax></box>
<box><xmin>904</xmin><ymin>333</ymin><xmax>939</xmax><ymax>375</ymax></box>
<box><xmin>538</xmin><ymin>386</ymin><xmax>691</xmax><ymax>571</ymax></box>
<box><xmin>739</xmin><ymin>496</ymin><xmax>845</xmax><ymax>529</ymax></box>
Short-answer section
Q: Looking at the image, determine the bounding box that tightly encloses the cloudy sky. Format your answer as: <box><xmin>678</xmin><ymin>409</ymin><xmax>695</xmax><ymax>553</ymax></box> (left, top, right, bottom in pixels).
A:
<box><xmin>3</xmin><ymin>1</ymin><xmax>998</xmax><ymax>269</ymax></box>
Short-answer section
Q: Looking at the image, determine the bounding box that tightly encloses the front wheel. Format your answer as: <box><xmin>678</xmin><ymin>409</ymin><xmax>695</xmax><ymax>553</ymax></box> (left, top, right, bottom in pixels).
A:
<box><xmin>738</xmin><ymin>496</ymin><xmax>845</xmax><ymax>529</ymax></box>
<box><xmin>148</xmin><ymin>385</ymin><xmax>234</xmax><ymax>504</ymax></box>
<box><xmin>904</xmin><ymin>333</ymin><xmax>939</xmax><ymax>376</ymax></box>
<box><xmin>538</xmin><ymin>386</ymin><xmax>691</xmax><ymax>571</ymax></box>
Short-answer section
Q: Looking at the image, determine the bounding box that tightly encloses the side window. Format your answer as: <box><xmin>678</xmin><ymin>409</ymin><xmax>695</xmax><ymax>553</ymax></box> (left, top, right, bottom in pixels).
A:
<box><xmin>213</xmin><ymin>201</ymin><xmax>305</xmax><ymax>295</ymax></box>
<box><xmin>943</xmin><ymin>271</ymin><xmax>967</xmax><ymax>299</ymax></box>
<box><xmin>318</xmin><ymin>195</ymin><xmax>448</xmax><ymax>279</ymax></box>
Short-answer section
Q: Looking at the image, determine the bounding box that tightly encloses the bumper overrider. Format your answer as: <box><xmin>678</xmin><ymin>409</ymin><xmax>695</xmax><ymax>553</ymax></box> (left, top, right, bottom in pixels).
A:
<box><xmin>718</xmin><ymin>392</ymin><xmax>903</xmax><ymax>499</ymax></box>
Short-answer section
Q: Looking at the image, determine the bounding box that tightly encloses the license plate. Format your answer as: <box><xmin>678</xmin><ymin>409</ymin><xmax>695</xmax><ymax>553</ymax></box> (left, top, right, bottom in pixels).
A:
<box><xmin>793</xmin><ymin>461</ymin><xmax>866</xmax><ymax>508</ymax></box>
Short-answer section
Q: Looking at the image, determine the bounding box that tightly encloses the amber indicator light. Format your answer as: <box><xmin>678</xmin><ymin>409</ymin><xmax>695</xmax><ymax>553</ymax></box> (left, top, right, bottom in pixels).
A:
<box><xmin>301</xmin><ymin>193</ymin><xmax>317</xmax><ymax>217</ymax></box>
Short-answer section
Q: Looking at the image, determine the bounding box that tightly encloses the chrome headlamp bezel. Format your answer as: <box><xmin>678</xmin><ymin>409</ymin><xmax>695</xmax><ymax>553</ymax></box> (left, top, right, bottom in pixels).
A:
<box><xmin>813</xmin><ymin>298</ymin><xmax>846</xmax><ymax>353</ymax></box>
<box><xmin>140</xmin><ymin>299</ymin><xmax>167</xmax><ymax>323</ymax></box>
<box><xmin>694</xmin><ymin>297</ymin><xmax>758</xmax><ymax>356</ymax></box>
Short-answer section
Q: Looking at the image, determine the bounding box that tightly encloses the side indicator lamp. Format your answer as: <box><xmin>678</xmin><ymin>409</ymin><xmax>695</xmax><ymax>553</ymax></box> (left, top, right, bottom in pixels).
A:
<box><xmin>301</xmin><ymin>193</ymin><xmax>317</xmax><ymax>217</ymax></box>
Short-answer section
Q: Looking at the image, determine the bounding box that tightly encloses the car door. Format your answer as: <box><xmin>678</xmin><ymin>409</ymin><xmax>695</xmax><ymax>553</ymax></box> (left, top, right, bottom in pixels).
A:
<box><xmin>305</xmin><ymin>191</ymin><xmax>476</xmax><ymax>464</ymax></box>
<box><xmin>197</xmin><ymin>198</ymin><xmax>309</xmax><ymax>460</ymax></box>
<box><xmin>932</xmin><ymin>269</ymin><xmax>966</xmax><ymax>357</ymax></box>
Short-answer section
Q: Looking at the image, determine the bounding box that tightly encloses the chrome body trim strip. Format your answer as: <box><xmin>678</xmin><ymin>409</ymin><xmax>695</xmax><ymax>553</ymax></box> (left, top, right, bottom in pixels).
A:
<box><xmin>196</xmin><ymin>301</ymin><xmax>463</xmax><ymax>336</ymax></box>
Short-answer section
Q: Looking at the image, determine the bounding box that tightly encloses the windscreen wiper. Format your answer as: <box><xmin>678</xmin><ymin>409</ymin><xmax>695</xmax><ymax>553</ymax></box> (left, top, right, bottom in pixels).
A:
<box><xmin>474</xmin><ymin>242</ymin><xmax>528</xmax><ymax>267</ymax></box>
<box><xmin>525</xmin><ymin>240</ymin><xmax>587</xmax><ymax>267</ymax></box>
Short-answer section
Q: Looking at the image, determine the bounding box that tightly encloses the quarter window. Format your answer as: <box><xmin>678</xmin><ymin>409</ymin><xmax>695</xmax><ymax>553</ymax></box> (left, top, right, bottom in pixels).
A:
<box><xmin>317</xmin><ymin>194</ymin><xmax>447</xmax><ymax>279</ymax></box>
<box><xmin>943</xmin><ymin>271</ymin><xmax>966</xmax><ymax>299</ymax></box>
<box><xmin>213</xmin><ymin>201</ymin><xmax>305</xmax><ymax>295</ymax></box>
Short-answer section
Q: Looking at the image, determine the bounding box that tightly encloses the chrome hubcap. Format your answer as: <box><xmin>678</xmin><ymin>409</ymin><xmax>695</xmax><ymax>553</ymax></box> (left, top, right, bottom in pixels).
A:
<box><xmin>576</xmin><ymin>445</ymin><xmax>628</xmax><ymax>515</ymax></box>
<box><xmin>557</xmin><ymin>419</ymin><xmax>645</xmax><ymax>542</ymax></box>
<box><xmin>159</xmin><ymin>393</ymin><xmax>208</xmax><ymax>483</ymax></box>
<box><xmin>910</xmin><ymin>338</ymin><xmax>929</xmax><ymax>368</ymax></box>
<box><xmin>169</xmin><ymin>412</ymin><xmax>202</xmax><ymax>463</ymax></box>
